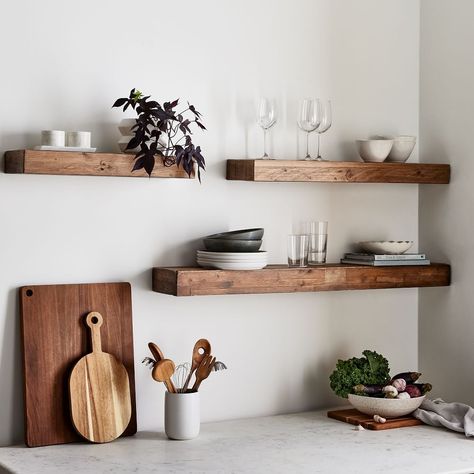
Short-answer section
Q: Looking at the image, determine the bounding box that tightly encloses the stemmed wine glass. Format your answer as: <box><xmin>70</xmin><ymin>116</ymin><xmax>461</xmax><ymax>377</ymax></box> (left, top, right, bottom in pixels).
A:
<box><xmin>315</xmin><ymin>100</ymin><xmax>332</xmax><ymax>161</ymax></box>
<box><xmin>297</xmin><ymin>98</ymin><xmax>321</xmax><ymax>160</ymax></box>
<box><xmin>256</xmin><ymin>98</ymin><xmax>277</xmax><ymax>159</ymax></box>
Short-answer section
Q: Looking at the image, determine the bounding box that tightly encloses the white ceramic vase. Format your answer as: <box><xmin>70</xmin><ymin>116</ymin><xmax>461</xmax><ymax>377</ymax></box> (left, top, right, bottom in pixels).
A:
<box><xmin>118</xmin><ymin>119</ymin><xmax>138</xmax><ymax>154</ymax></box>
<box><xmin>164</xmin><ymin>392</ymin><xmax>200</xmax><ymax>440</ymax></box>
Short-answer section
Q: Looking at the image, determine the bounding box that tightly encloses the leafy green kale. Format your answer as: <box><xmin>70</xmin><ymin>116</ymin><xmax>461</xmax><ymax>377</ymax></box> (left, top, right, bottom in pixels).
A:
<box><xmin>329</xmin><ymin>350</ymin><xmax>390</xmax><ymax>398</ymax></box>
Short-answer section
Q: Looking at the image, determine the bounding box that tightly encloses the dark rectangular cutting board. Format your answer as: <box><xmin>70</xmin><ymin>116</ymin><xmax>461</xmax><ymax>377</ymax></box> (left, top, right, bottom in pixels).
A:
<box><xmin>20</xmin><ymin>282</ymin><xmax>137</xmax><ymax>447</ymax></box>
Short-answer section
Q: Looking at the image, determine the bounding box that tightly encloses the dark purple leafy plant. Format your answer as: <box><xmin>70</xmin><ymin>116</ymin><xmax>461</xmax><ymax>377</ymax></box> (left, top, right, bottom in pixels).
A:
<box><xmin>112</xmin><ymin>88</ymin><xmax>206</xmax><ymax>180</ymax></box>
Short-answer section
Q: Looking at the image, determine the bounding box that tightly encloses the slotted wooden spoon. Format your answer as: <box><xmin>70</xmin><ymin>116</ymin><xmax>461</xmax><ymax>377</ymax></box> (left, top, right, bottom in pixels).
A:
<box><xmin>182</xmin><ymin>338</ymin><xmax>211</xmax><ymax>392</ymax></box>
<box><xmin>69</xmin><ymin>312</ymin><xmax>131</xmax><ymax>443</ymax></box>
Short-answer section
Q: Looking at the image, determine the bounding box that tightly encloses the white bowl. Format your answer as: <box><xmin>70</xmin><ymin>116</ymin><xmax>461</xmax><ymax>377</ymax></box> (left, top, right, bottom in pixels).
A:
<box><xmin>348</xmin><ymin>394</ymin><xmax>425</xmax><ymax>418</ymax></box>
<box><xmin>358</xmin><ymin>240</ymin><xmax>414</xmax><ymax>255</ymax></box>
<box><xmin>356</xmin><ymin>139</ymin><xmax>393</xmax><ymax>163</ymax></box>
<box><xmin>386</xmin><ymin>136</ymin><xmax>416</xmax><ymax>163</ymax></box>
<box><xmin>196</xmin><ymin>260</ymin><xmax>267</xmax><ymax>270</ymax></box>
<box><xmin>118</xmin><ymin>118</ymin><xmax>138</xmax><ymax>136</ymax></box>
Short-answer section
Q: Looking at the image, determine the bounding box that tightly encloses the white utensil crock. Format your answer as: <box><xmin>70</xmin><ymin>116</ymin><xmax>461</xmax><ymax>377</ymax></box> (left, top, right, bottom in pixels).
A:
<box><xmin>164</xmin><ymin>391</ymin><xmax>200</xmax><ymax>440</ymax></box>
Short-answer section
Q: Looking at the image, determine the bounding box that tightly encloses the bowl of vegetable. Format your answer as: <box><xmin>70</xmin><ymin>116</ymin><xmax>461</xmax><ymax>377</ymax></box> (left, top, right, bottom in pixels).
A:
<box><xmin>329</xmin><ymin>350</ymin><xmax>432</xmax><ymax>418</ymax></box>
<box><xmin>348</xmin><ymin>394</ymin><xmax>425</xmax><ymax>418</ymax></box>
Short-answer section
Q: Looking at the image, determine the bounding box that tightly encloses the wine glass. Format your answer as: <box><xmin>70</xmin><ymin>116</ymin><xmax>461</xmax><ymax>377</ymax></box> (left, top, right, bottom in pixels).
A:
<box><xmin>297</xmin><ymin>98</ymin><xmax>321</xmax><ymax>160</ymax></box>
<box><xmin>315</xmin><ymin>100</ymin><xmax>332</xmax><ymax>161</ymax></box>
<box><xmin>256</xmin><ymin>98</ymin><xmax>277</xmax><ymax>159</ymax></box>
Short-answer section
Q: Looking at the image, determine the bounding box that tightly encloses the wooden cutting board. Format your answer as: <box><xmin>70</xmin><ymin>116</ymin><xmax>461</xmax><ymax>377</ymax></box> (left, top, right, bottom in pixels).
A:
<box><xmin>327</xmin><ymin>408</ymin><xmax>423</xmax><ymax>430</ymax></box>
<box><xmin>69</xmin><ymin>312</ymin><xmax>132</xmax><ymax>443</ymax></box>
<box><xmin>20</xmin><ymin>283</ymin><xmax>136</xmax><ymax>447</ymax></box>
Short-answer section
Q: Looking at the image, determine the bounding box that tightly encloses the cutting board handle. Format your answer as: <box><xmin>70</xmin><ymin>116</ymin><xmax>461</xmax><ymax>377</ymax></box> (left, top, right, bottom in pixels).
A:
<box><xmin>86</xmin><ymin>312</ymin><xmax>103</xmax><ymax>353</ymax></box>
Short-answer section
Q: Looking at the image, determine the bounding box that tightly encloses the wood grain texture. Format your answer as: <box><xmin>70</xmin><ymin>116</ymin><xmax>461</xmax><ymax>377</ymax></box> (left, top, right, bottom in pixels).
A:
<box><xmin>152</xmin><ymin>263</ymin><xmax>451</xmax><ymax>296</ymax></box>
<box><xmin>69</xmin><ymin>312</ymin><xmax>131</xmax><ymax>443</ymax></box>
<box><xmin>20</xmin><ymin>283</ymin><xmax>136</xmax><ymax>447</ymax></box>
<box><xmin>4</xmin><ymin>149</ymin><xmax>193</xmax><ymax>178</ymax></box>
<box><xmin>327</xmin><ymin>408</ymin><xmax>423</xmax><ymax>430</ymax></box>
<box><xmin>226</xmin><ymin>160</ymin><xmax>450</xmax><ymax>184</ymax></box>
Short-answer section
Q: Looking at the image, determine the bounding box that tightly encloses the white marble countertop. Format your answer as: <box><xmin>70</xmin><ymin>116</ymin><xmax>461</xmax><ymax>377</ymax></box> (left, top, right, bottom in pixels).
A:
<box><xmin>1</xmin><ymin>410</ymin><xmax>473</xmax><ymax>474</ymax></box>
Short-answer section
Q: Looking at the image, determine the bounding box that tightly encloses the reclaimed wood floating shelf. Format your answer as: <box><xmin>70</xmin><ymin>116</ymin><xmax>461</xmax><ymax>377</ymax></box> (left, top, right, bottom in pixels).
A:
<box><xmin>226</xmin><ymin>160</ymin><xmax>450</xmax><ymax>184</ymax></box>
<box><xmin>4</xmin><ymin>150</ymin><xmax>193</xmax><ymax>179</ymax></box>
<box><xmin>152</xmin><ymin>263</ymin><xmax>451</xmax><ymax>296</ymax></box>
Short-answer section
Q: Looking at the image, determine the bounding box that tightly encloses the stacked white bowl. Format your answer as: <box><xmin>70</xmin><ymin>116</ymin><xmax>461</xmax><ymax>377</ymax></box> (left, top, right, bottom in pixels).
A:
<box><xmin>356</xmin><ymin>136</ymin><xmax>416</xmax><ymax>163</ymax></box>
<box><xmin>196</xmin><ymin>250</ymin><xmax>268</xmax><ymax>270</ymax></box>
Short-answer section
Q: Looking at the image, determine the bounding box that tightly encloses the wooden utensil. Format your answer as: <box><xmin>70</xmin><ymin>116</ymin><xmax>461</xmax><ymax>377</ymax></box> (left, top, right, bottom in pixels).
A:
<box><xmin>69</xmin><ymin>312</ymin><xmax>132</xmax><ymax>443</ymax></box>
<box><xmin>152</xmin><ymin>359</ymin><xmax>177</xmax><ymax>393</ymax></box>
<box><xmin>148</xmin><ymin>342</ymin><xmax>164</xmax><ymax>364</ymax></box>
<box><xmin>20</xmin><ymin>282</ymin><xmax>136</xmax><ymax>448</ymax></box>
<box><xmin>192</xmin><ymin>354</ymin><xmax>216</xmax><ymax>391</ymax></box>
<box><xmin>182</xmin><ymin>338</ymin><xmax>212</xmax><ymax>392</ymax></box>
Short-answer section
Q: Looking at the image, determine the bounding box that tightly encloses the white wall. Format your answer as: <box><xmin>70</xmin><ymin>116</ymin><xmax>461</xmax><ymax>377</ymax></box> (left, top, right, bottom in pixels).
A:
<box><xmin>0</xmin><ymin>0</ymin><xmax>420</xmax><ymax>445</ymax></box>
<box><xmin>419</xmin><ymin>0</ymin><xmax>474</xmax><ymax>404</ymax></box>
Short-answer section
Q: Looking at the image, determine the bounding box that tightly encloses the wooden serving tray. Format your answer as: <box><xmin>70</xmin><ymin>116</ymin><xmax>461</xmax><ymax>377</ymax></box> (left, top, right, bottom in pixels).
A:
<box><xmin>327</xmin><ymin>408</ymin><xmax>423</xmax><ymax>430</ymax></box>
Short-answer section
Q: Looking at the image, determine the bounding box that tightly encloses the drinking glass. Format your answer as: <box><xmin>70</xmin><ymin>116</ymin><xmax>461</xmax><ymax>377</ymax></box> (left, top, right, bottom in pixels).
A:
<box><xmin>287</xmin><ymin>234</ymin><xmax>309</xmax><ymax>267</ymax></box>
<box><xmin>315</xmin><ymin>100</ymin><xmax>332</xmax><ymax>161</ymax></box>
<box><xmin>297</xmin><ymin>98</ymin><xmax>321</xmax><ymax>160</ymax></box>
<box><xmin>256</xmin><ymin>98</ymin><xmax>277</xmax><ymax>159</ymax></box>
<box><xmin>305</xmin><ymin>221</ymin><xmax>328</xmax><ymax>264</ymax></box>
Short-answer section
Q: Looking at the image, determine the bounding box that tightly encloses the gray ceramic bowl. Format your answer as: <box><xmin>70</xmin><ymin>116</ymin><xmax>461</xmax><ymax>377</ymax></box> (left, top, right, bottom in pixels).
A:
<box><xmin>203</xmin><ymin>238</ymin><xmax>262</xmax><ymax>252</ymax></box>
<box><xmin>205</xmin><ymin>228</ymin><xmax>264</xmax><ymax>241</ymax></box>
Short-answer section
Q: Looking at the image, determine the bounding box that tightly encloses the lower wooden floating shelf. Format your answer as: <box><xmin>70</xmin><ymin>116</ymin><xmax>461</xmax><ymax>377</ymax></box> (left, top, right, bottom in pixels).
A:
<box><xmin>4</xmin><ymin>149</ymin><xmax>193</xmax><ymax>179</ymax></box>
<box><xmin>152</xmin><ymin>263</ymin><xmax>451</xmax><ymax>296</ymax></box>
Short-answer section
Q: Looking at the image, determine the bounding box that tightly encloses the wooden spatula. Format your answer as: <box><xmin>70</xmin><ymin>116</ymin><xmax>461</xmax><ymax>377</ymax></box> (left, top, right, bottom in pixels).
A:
<box><xmin>69</xmin><ymin>312</ymin><xmax>131</xmax><ymax>443</ymax></box>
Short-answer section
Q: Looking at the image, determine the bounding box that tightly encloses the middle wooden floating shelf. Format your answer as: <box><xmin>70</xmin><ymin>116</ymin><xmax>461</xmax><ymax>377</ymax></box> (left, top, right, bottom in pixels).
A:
<box><xmin>226</xmin><ymin>159</ymin><xmax>450</xmax><ymax>184</ymax></box>
<box><xmin>152</xmin><ymin>263</ymin><xmax>451</xmax><ymax>297</ymax></box>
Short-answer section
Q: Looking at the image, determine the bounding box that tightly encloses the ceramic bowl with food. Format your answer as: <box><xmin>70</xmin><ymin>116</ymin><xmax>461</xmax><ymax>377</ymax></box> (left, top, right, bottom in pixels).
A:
<box><xmin>348</xmin><ymin>394</ymin><xmax>425</xmax><ymax>418</ymax></box>
<box><xmin>356</xmin><ymin>139</ymin><xmax>393</xmax><ymax>163</ymax></box>
<box><xmin>386</xmin><ymin>136</ymin><xmax>417</xmax><ymax>163</ymax></box>
<box><xmin>358</xmin><ymin>240</ymin><xmax>414</xmax><ymax>255</ymax></box>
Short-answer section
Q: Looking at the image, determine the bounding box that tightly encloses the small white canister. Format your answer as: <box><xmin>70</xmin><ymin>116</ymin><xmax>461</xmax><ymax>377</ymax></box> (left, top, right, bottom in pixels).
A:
<box><xmin>66</xmin><ymin>131</ymin><xmax>91</xmax><ymax>148</ymax></box>
<box><xmin>164</xmin><ymin>391</ymin><xmax>200</xmax><ymax>440</ymax></box>
<box><xmin>41</xmin><ymin>130</ymin><xmax>65</xmax><ymax>147</ymax></box>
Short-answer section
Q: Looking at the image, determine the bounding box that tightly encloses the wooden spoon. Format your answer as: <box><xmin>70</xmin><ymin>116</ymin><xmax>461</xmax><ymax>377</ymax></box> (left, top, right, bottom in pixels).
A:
<box><xmin>148</xmin><ymin>342</ymin><xmax>164</xmax><ymax>364</ymax></box>
<box><xmin>192</xmin><ymin>354</ymin><xmax>216</xmax><ymax>392</ymax></box>
<box><xmin>152</xmin><ymin>359</ymin><xmax>177</xmax><ymax>393</ymax></box>
<box><xmin>182</xmin><ymin>338</ymin><xmax>211</xmax><ymax>392</ymax></box>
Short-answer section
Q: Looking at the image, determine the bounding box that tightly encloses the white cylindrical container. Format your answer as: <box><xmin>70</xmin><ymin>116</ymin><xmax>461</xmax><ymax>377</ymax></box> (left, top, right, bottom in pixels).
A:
<box><xmin>66</xmin><ymin>131</ymin><xmax>91</xmax><ymax>148</ymax></box>
<box><xmin>164</xmin><ymin>392</ymin><xmax>200</xmax><ymax>440</ymax></box>
<box><xmin>41</xmin><ymin>130</ymin><xmax>65</xmax><ymax>147</ymax></box>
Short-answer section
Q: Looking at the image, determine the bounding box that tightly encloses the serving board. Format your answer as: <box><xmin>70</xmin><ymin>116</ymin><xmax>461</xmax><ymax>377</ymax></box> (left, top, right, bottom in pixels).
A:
<box><xmin>20</xmin><ymin>283</ymin><xmax>136</xmax><ymax>447</ymax></box>
<box><xmin>327</xmin><ymin>409</ymin><xmax>423</xmax><ymax>430</ymax></box>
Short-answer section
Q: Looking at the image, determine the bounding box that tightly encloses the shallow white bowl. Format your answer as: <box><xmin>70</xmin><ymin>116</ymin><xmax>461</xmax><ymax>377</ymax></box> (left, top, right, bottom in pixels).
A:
<box><xmin>358</xmin><ymin>240</ymin><xmax>414</xmax><ymax>255</ymax></box>
<box><xmin>386</xmin><ymin>136</ymin><xmax>417</xmax><ymax>163</ymax></box>
<box><xmin>348</xmin><ymin>394</ymin><xmax>425</xmax><ymax>418</ymax></box>
<box><xmin>197</xmin><ymin>251</ymin><xmax>267</xmax><ymax>261</ymax></box>
<box><xmin>356</xmin><ymin>139</ymin><xmax>393</xmax><ymax>162</ymax></box>
<box><xmin>196</xmin><ymin>259</ymin><xmax>267</xmax><ymax>270</ymax></box>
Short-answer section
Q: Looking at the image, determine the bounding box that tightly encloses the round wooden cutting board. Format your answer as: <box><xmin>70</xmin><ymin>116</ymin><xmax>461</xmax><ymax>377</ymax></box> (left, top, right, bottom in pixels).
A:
<box><xmin>69</xmin><ymin>312</ymin><xmax>131</xmax><ymax>443</ymax></box>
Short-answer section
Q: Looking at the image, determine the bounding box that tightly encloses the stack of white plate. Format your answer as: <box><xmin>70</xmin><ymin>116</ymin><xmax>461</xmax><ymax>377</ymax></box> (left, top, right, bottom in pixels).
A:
<box><xmin>196</xmin><ymin>251</ymin><xmax>268</xmax><ymax>270</ymax></box>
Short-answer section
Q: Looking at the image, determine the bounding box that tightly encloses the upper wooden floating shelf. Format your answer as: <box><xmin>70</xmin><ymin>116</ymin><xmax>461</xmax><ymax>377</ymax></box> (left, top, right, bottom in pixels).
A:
<box><xmin>152</xmin><ymin>263</ymin><xmax>450</xmax><ymax>296</ymax></box>
<box><xmin>4</xmin><ymin>150</ymin><xmax>193</xmax><ymax>179</ymax></box>
<box><xmin>226</xmin><ymin>160</ymin><xmax>450</xmax><ymax>184</ymax></box>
